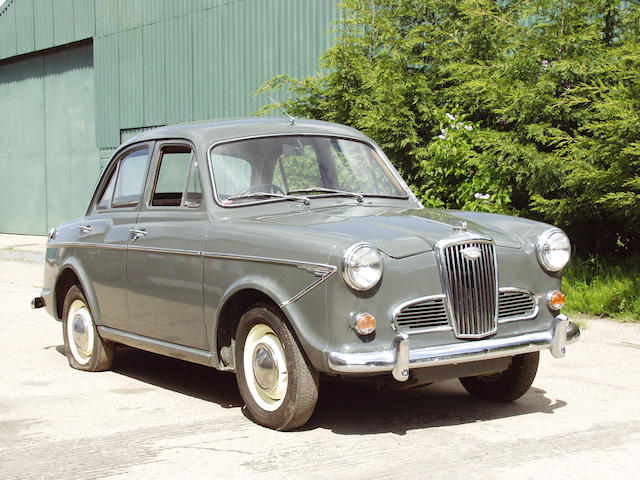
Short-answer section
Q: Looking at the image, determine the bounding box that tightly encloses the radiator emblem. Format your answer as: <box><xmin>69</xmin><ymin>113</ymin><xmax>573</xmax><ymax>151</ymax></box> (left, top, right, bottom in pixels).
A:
<box><xmin>461</xmin><ymin>246</ymin><xmax>482</xmax><ymax>261</ymax></box>
<box><xmin>453</xmin><ymin>221</ymin><xmax>468</xmax><ymax>232</ymax></box>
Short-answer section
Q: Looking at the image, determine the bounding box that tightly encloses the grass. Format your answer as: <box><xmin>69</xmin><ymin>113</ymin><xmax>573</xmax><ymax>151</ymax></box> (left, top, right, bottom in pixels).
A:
<box><xmin>562</xmin><ymin>254</ymin><xmax>640</xmax><ymax>322</ymax></box>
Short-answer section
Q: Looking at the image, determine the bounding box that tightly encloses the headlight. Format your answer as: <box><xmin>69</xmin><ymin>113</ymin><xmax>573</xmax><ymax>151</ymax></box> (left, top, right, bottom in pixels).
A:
<box><xmin>341</xmin><ymin>243</ymin><xmax>383</xmax><ymax>291</ymax></box>
<box><xmin>536</xmin><ymin>228</ymin><xmax>571</xmax><ymax>272</ymax></box>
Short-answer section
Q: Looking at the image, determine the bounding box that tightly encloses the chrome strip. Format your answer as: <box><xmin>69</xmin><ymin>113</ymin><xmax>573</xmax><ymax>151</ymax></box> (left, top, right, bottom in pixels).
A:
<box><xmin>203</xmin><ymin>252</ymin><xmax>335</xmax><ymax>272</ymax></box>
<box><xmin>127</xmin><ymin>245</ymin><xmax>201</xmax><ymax>256</ymax></box>
<box><xmin>204</xmin><ymin>252</ymin><xmax>337</xmax><ymax>307</ymax></box>
<box><xmin>280</xmin><ymin>269</ymin><xmax>336</xmax><ymax>308</ymax></box>
<box><xmin>51</xmin><ymin>242</ymin><xmax>125</xmax><ymax>251</ymax></box>
<box><xmin>52</xmin><ymin>241</ymin><xmax>336</xmax><ymax>306</ymax></box>
<box><xmin>497</xmin><ymin>287</ymin><xmax>540</xmax><ymax>323</ymax></box>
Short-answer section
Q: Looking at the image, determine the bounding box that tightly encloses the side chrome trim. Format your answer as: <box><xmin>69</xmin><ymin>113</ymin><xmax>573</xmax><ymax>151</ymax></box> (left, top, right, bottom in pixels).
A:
<box><xmin>203</xmin><ymin>252</ymin><xmax>335</xmax><ymax>272</ymax></box>
<box><xmin>98</xmin><ymin>326</ymin><xmax>215</xmax><ymax>367</ymax></box>
<box><xmin>205</xmin><ymin>252</ymin><xmax>337</xmax><ymax>307</ymax></box>
<box><xmin>280</xmin><ymin>269</ymin><xmax>336</xmax><ymax>308</ymax></box>
<box><xmin>327</xmin><ymin>316</ymin><xmax>580</xmax><ymax>379</ymax></box>
<box><xmin>51</xmin><ymin>242</ymin><xmax>125</xmax><ymax>251</ymax></box>
<box><xmin>53</xmin><ymin>242</ymin><xmax>336</xmax><ymax>307</ymax></box>
<box><xmin>127</xmin><ymin>245</ymin><xmax>201</xmax><ymax>256</ymax></box>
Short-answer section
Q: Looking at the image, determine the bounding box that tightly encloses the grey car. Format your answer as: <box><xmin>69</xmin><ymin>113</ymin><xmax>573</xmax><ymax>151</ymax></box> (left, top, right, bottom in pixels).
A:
<box><xmin>33</xmin><ymin>118</ymin><xmax>579</xmax><ymax>430</ymax></box>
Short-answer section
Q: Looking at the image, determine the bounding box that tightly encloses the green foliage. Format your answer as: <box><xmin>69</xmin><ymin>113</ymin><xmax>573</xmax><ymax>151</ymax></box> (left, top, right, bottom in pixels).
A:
<box><xmin>563</xmin><ymin>255</ymin><xmax>640</xmax><ymax>321</ymax></box>
<box><xmin>257</xmin><ymin>0</ymin><xmax>640</xmax><ymax>256</ymax></box>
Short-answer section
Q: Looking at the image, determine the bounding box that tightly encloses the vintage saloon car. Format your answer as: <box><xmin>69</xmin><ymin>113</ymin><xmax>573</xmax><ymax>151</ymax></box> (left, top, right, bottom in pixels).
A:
<box><xmin>33</xmin><ymin>118</ymin><xmax>579</xmax><ymax>430</ymax></box>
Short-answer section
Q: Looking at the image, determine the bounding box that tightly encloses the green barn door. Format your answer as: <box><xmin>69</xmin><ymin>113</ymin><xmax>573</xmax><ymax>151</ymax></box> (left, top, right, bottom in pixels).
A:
<box><xmin>0</xmin><ymin>42</ymin><xmax>99</xmax><ymax>234</ymax></box>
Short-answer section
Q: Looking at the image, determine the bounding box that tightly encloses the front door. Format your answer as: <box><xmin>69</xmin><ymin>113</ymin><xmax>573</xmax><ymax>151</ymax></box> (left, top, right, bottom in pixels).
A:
<box><xmin>125</xmin><ymin>142</ymin><xmax>209</xmax><ymax>350</ymax></box>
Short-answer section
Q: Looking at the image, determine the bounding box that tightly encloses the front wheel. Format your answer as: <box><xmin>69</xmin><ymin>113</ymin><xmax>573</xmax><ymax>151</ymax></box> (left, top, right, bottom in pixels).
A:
<box><xmin>459</xmin><ymin>352</ymin><xmax>539</xmax><ymax>402</ymax></box>
<box><xmin>234</xmin><ymin>306</ymin><xmax>319</xmax><ymax>430</ymax></box>
<box><xmin>62</xmin><ymin>285</ymin><xmax>115</xmax><ymax>371</ymax></box>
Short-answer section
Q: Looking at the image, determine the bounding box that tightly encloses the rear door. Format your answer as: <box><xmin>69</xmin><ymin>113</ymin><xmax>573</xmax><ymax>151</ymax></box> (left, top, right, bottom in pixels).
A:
<box><xmin>125</xmin><ymin>141</ymin><xmax>209</xmax><ymax>349</ymax></box>
<box><xmin>75</xmin><ymin>144</ymin><xmax>152</xmax><ymax>331</ymax></box>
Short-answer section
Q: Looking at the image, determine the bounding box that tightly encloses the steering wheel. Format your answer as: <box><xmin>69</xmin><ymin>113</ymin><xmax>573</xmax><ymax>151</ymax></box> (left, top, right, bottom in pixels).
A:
<box><xmin>237</xmin><ymin>183</ymin><xmax>285</xmax><ymax>196</ymax></box>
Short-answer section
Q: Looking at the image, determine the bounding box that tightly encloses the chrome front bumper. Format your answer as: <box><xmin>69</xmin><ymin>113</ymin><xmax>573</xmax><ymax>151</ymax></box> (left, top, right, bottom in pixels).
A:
<box><xmin>328</xmin><ymin>314</ymin><xmax>580</xmax><ymax>382</ymax></box>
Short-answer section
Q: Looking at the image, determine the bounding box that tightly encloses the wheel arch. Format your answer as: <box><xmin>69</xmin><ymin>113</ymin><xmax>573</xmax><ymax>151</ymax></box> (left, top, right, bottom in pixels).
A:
<box><xmin>214</xmin><ymin>287</ymin><xmax>285</xmax><ymax>369</ymax></box>
<box><xmin>54</xmin><ymin>259</ymin><xmax>101</xmax><ymax>325</ymax></box>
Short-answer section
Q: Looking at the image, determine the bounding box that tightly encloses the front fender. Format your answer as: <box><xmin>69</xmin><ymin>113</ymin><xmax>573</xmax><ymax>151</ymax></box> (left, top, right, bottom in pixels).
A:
<box><xmin>204</xmin><ymin>264</ymin><xmax>332</xmax><ymax>371</ymax></box>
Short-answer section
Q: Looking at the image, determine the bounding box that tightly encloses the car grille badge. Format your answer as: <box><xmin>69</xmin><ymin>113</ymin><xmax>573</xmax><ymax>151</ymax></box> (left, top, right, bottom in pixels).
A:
<box><xmin>461</xmin><ymin>246</ymin><xmax>482</xmax><ymax>261</ymax></box>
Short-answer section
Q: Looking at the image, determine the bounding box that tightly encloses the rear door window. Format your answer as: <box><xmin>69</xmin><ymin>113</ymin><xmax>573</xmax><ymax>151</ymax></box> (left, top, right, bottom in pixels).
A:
<box><xmin>111</xmin><ymin>148</ymin><xmax>150</xmax><ymax>208</ymax></box>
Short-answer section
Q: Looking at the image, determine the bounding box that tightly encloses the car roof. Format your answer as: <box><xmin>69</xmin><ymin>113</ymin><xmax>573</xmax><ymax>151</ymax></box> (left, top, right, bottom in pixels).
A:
<box><xmin>124</xmin><ymin>118</ymin><xmax>372</xmax><ymax>149</ymax></box>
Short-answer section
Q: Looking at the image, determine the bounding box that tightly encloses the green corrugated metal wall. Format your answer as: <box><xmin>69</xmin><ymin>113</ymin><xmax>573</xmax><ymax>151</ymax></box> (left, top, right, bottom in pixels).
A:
<box><xmin>92</xmin><ymin>0</ymin><xmax>339</xmax><ymax>149</ymax></box>
<box><xmin>0</xmin><ymin>42</ymin><xmax>99</xmax><ymax>234</ymax></box>
<box><xmin>0</xmin><ymin>0</ymin><xmax>340</xmax><ymax>233</ymax></box>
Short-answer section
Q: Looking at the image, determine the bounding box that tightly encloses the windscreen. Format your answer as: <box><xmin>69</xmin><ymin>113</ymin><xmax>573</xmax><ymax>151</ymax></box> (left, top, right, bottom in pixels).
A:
<box><xmin>210</xmin><ymin>136</ymin><xmax>406</xmax><ymax>204</ymax></box>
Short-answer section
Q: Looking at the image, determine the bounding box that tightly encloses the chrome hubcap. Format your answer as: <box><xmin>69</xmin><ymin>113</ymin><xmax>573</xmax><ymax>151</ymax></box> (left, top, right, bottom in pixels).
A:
<box><xmin>72</xmin><ymin>314</ymin><xmax>90</xmax><ymax>353</ymax></box>
<box><xmin>253</xmin><ymin>344</ymin><xmax>278</xmax><ymax>392</ymax></box>
<box><xmin>243</xmin><ymin>324</ymin><xmax>288</xmax><ymax>411</ymax></box>
<box><xmin>66</xmin><ymin>300</ymin><xmax>94</xmax><ymax>365</ymax></box>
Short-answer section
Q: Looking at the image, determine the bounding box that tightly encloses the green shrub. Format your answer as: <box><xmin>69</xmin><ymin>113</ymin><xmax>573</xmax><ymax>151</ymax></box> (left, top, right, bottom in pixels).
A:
<box><xmin>258</xmin><ymin>0</ymin><xmax>640</xmax><ymax>257</ymax></box>
<box><xmin>563</xmin><ymin>256</ymin><xmax>640</xmax><ymax>321</ymax></box>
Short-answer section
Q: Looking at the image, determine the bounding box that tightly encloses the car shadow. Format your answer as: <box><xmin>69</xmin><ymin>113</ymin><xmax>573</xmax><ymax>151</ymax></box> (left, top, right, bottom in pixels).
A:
<box><xmin>304</xmin><ymin>379</ymin><xmax>567</xmax><ymax>435</ymax></box>
<box><xmin>49</xmin><ymin>343</ymin><xmax>241</xmax><ymax>408</ymax></box>
<box><xmin>48</xmin><ymin>344</ymin><xmax>566</xmax><ymax>433</ymax></box>
<box><xmin>112</xmin><ymin>346</ymin><xmax>242</xmax><ymax>408</ymax></box>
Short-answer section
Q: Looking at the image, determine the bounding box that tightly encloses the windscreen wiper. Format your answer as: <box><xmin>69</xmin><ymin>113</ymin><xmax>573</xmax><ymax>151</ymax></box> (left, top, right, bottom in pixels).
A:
<box><xmin>226</xmin><ymin>192</ymin><xmax>310</xmax><ymax>205</ymax></box>
<box><xmin>286</xmin><ymin>187</ymin><xmax>364</xmax><ymax>203</ymax></box>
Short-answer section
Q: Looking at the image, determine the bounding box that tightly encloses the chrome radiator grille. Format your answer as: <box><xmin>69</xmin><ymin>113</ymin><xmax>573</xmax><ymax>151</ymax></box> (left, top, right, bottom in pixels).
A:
<box><xmin>437</xmin><ymin>239</ymin><xmax>498</xmax><ymax>338</ymax></box>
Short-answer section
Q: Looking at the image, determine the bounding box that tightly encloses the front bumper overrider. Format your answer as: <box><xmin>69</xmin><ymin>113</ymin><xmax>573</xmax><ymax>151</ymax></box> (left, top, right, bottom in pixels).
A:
<box><xmin>328</xmin><ymin>314</ymin><xmax>580</xmax><ymax>382</ymax></box>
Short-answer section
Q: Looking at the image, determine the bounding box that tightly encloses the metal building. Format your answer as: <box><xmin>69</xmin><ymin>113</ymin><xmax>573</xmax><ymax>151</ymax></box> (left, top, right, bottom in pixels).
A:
<box><xmin>0</xmin><ymin>0</ymin><xmax>339</xmax><ymax>234</ymax></box>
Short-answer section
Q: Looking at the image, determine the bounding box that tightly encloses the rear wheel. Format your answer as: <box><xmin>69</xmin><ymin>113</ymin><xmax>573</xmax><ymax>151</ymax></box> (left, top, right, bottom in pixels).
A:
<box><xmin>62</xmin><ymin>285</ymin><xmax>115</xmax><ymax>371</ymax></box>
<box><xmin>459</xmin><ymin>352</ymin><xmax>539</xmax><ymax>402</ymax></box>
<box><xmin>234</xmin><ymin>305</ymin><xmax>319</xmax><ymax>430</ymax></box>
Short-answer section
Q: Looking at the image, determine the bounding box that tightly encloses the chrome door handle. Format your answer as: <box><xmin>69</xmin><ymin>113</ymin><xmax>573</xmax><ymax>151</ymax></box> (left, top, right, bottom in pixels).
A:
<box><xmin>129</xmin><ymin>229</ymin><xmax>148</xmax><ymax>241</ymax></box>
<box><xmin>77</xmin><ymin>225</ymin><xmax>92</xmax><ymax>233</ymax></box>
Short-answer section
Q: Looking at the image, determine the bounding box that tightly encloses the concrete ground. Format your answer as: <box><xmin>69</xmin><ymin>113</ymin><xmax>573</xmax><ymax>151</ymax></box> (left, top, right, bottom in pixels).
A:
<box><xmin>1</xmin><ymin>234</ymin><xmax>639</xmax><ymax>479</ymax></box>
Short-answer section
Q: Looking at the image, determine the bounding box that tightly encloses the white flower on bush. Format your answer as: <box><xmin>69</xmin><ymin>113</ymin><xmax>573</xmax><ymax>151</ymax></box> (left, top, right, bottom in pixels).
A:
<box><xmin>437</xmin><ymin>112</ymin><xmax>474</xmax><ymax>140</ymax></box>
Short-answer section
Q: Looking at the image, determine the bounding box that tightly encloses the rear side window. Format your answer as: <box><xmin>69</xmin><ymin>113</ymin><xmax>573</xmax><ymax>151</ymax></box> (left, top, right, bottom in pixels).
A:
<box><xmin>112</xmin><ymin>148</ymin><xmax>150</xmax><ymax>208</ymax></box>
<box><xmin>96</xmin><ymin>147</ymin><xmax>150</xmax><ymax>210</ymax></box>
<box><xmin>96</xmin><ymin>169</ymin><xmax>117</xmax><ymax>210</ymax></box>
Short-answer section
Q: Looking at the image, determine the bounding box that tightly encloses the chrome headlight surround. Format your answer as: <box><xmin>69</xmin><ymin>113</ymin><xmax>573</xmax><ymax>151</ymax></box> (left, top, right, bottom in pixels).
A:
<box><xmin>536</xmin><ymin>228</ymin><xmax>571</xmax><ymax>272</ymax></box>
<box><xmin>341</xmin><ymin>242</ymin><xmax>383</xmax><ymax>291</ymax></box>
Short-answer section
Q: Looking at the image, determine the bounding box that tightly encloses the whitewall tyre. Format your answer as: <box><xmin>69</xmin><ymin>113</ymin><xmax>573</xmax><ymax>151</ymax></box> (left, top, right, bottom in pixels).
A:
<box><xmin>235</xmin><ymin>305</ymin><xmax>319</xmax><ymax>430</ymax></box>
<box><xmin>62</xmin><ymin>285</ymin><xmax>115</xmax><ymax>372</ymax></box>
